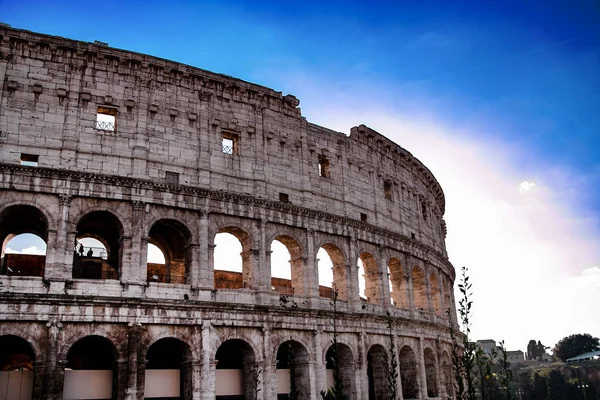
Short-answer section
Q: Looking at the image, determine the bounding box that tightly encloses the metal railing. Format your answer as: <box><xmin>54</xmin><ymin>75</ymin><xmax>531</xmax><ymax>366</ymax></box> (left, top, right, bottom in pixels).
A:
<box><xmin>222</xmin><ymin>144</ymin><xmax>233</xmax><ymax>154</ymax></box>
<box><xmin>94</xmin><ymin>121</ymin><xmax>115</xmax><ymax>131</ymax></box>
<box><xmin>74</xmin><ymin>245</ymin><xmax>108</xmax><ymax>260</ymax></box>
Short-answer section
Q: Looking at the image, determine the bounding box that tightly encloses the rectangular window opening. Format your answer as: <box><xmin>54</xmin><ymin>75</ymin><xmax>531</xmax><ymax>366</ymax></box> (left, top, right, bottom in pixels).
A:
<box><xmin>411</xmin><ymin>232</ymin><xmax>416</xmax><ymax>240</ymax></box>
<box><xmin>95</xmin><ymin>106</ymin><xmax>117</xmax><ymax>132</ymax></box>
<box><xmin>421</xmin><ymin>202</ymin><xmax>428</xmax><ymax>221</ymax></box>
<box><xmin>279</xmin><ymin>192</ymin><xmax>290</xmax><ymax>203</ymax></box>
<box><xmin>318</xmin><ymin>156</ymin><xmax>330</xmax><ymax>178</ymax></box>
<box><xmin>222</xmin><ymin>132</ymin><xmax>239</xmax><ymax>155</ymax></box>
<box><xmin>384</xmin><ymin>181</ymin><xmax>393</xmax><ymax>200</ymax></box>
<box><xmin>20</xmin><ymin>153</ymin><xmax>39</xmax><ymax>167</ymax></box>
<box><xmin>165</xmin><ymin>171</ymin><xmax>179</xmax><ymax>185</ymax></box>
<box><xmin>360</xmin><ymin>213</ymin><xmax>368</xmax><ymax>222</ymax></box>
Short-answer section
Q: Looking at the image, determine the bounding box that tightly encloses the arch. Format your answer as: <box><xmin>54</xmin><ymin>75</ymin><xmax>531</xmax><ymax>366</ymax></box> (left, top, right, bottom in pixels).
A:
<box><xmin>412</xmin><ymin>266</ymin><xmax>428</xmax><ymax>311</ymax></box>
<box><xmin>444</xmin><ymin>278</ymin><xmax>454</xmax><ymax>319</ymax></box>
<box><xmin>440</xmin><ymin>350</ymin><xmax>453</xmax><ymax>398</ymax></box>
<box><xmin>64</xmin><ymin>335</ymin><xmax>118</xmax><ymax>400</ymax></box>
<box><xmin>367</xmin><ymin>344</ymin><xmax>387</xmax><ymax>400</ymax></box>
<box><xmin>0</xmin><ymin>205</ymin><xmax>49</xmax><ymax>277</ymax></box>
<box><xmin>275</xmin><ymin>340</ymin><xmax>311</xmax><ymax>400</ymax></box>
<box><xmin>214</xmin><ymin>226</ymin><xmax>255</xmax><ymax>289</ymax></box>
<box><xmin>429</xmin><ymin>271</ymin><xmax>443</xmax><ymax>316</ymax></box>
<box><xmin>389</xmin><ymin>257</ymin><xmax>409</xmax><ymax>309</ymax></box>
<box><xmin>270</xmin><ymin>234</ymin><xmax>305</xmax><ymax>296</ymax></box>
<box><xmin>147</xmin><ymin>218</ymin><xmax>193</xmax><ymax>284</ymax></box>
<box><xmin>358</xmin><ymin>252</ymin><xmax>383</xmax><ymax>304</ymax></box>
<box><xmin>399</xmin><ymin>345</ymin><xmax>419</xmax><ymax>399</ymax></box>
<box><xmin>145</xmin><ymin>337</ymin><xmax>193</xmax><ymax>399</ymax></box>
<box><xmin>423</xmin><ymin>347</ymin><xmax>438</xmax><ymax>397</ymax></box>
<box><xmin>215</xmin><ymin>339</ymin><xmax>258</xmax><ymax>400</ymax></box>
<box><xmin>317</xmin><ymin>243</ymin><xmax>348</xmax><ymax>300</ymax></box>
<box><xmin>73</xmin><ymin>211</ymin><xmax>123</xmax><ymax>280</ymax></box>
<box><xmin>324</xmin><ymin>342</ymin><xmax>355</xmax><ymax>398</ymax></box>
<box><xmin>0</xmin><ymin>335</ymin><xmax>35</xmax><ymax>399</ymax></box>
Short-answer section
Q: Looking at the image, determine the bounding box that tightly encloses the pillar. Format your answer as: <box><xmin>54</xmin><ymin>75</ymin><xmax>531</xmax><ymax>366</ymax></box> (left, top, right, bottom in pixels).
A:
<box><xmin>417</xmin><ymin>338</ymin><xmax>428</xmax><ymax>399</ymax></box>
<box><xmin>42</xmin><ymin>321</ymin><xmax>60</xmax><ymax>400</ymax></box>
<box><xmin>45</xmin><ymin>195</ymin><xmax>71</xmax><ymax>289</ymax></box>
<box><xmin>136</xmin><ymin>360</ymin><xmax>146</xmax><ymax>400</ymax></box>
<box><xmin>312</xmin><ymin>330</ymin><xmax>325</xmax><ymax>399</ymax></box>
<box><xmin>347</xmin><ymin>233</ymin><xmax>360</xmax><ymax>309</ymax></box>
<box><xmin>262</xmin><ymin>328</ymin><xmax>274</xmax><ymax>399</ymax></box>
<box><xmin>117</xmin><ymin>359</ymin><xmax>128</xmax><ymax>400</ymax></box>
<box><xmin>199</xmin><ymin>323</ymin><xmax>214</xmax><ymax>400</ymax></box>
<box><xmin>126</xmin><ymin>324</ymin><xmax>140</xmax><ymax>400</ymax></box>
<box><xmin>197</xmin><ymin>211</ymin><xmax>212</xmax><ymax>289</ymax></box>
<box><xmin>123</xmin><ymin>201</ymin><xmax>144</xmax><ymax>285</ymax></box>
<box><xmin>379</xmin><ymin>245</ymin><xmax>392</xmax><ymax>308</ymax></box>
<box><xmin>356</xmin><ymin>332</ymin><xmax>367</xmax><ymax>400</ymax></box>
<box><xmin>32</xmin><ymin>361</ymin><xmax>45</xmax><ymax>400</ymax></box>
<box><xmin>305</xmin><ymin>229</ymin><xmax>319</xmax><ymax>304</ymax></box>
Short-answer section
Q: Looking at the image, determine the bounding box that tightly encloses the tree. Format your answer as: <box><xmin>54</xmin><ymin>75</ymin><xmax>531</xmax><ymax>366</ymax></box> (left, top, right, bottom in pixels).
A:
<box><xmin>533</xmin><ymin>372</ymin><xmax>547</xmax><ymax>400</ymax></box>
<box><xmin>527</xmin><ymin>340</ymin><xmax>538</xmax><ymax>361</ymax></box>
<box><xmin>553</xmin><ymin>333</ymin><xmax>600</xmax><ymax>362</ymax></box>
<box><xmin>547</xmin><ymin>369</ymin><xmax>568</xmax><ymax>400</ymax></box>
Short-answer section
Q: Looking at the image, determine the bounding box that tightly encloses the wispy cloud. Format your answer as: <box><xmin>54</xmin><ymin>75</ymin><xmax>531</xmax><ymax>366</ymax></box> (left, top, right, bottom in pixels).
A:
<box><xmin>5</xmin><ymin>246</ymin><xmax>45</xmax><ymax>255</ymax></box>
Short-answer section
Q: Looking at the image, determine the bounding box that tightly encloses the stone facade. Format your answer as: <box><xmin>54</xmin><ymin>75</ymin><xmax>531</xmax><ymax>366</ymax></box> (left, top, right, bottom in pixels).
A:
<box><xmin>0</xmin><ymin>25</ymin><xmax>457</xmax><ymax>400</ymax></box>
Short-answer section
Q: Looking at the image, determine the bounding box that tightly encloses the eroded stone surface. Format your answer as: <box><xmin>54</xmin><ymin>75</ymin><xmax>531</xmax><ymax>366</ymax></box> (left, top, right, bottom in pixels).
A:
<box><xmin>0</xmin><ymin>26</ymin><xmax>456</xmax><ymax>400</ymax></box>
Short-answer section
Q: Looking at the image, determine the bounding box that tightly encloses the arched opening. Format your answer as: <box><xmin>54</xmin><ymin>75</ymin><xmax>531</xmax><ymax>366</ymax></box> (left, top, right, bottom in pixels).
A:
<box><xmin>73</xmin><ymin>211</ymin><xmax>123</xmax><ymax>280</ymax></box>
<box><xmin>214</xmin><ymin>228</ymin><xmax>253</xmax><ymax>289</ymax></box>
<box><xmin>215</xmin><ymin>339</ymin><xmax>257</xmax><ymax>400</ymax></box>
<box><xmin>358</xmin><ymin>252</ymin><xmax>382</xmax><ymax>304</ymax></box>
<box><xmin>441</xmin><ymin>350</ymin><xmax>453</xmax><ymax>398</ymax></box>
<box><xmin>444</xmin><ymin>279</ymin><xmax>453</xmax><ymax>319</ymax></box>
<box><xmin>0</xmin><ymin>205</ymin><xmax>48</xmax><ymax>277</ymax></box>
<box><xmin>317</xmin><ymin>244</ymin><xmax>347</xmax><ymax>300</ymax></box>
<box><xmin>64</xmin><ymin>336</ymin><xmax>117</xmax><ymax>400</ymax></box>
<box><xmin>412</xmin><ymin>266</ymin><xmax>428</xmax><ymax>311</ymax></box>
<box><xmin>389</xmin><ymin>258</ymin><xmax>408</xmax><ymax>309</ymax></box>
<box><xmin>324</xmin><ymin>343</ymin><xmax>355</xmax><ymax>398</ymax></box>
<box><xmin>367</xmin><ymin>344</ymin><xmax>387</xmax><ymax>400</ymax></box>
<box><xmin>429</xmin><ymin>272</ymin><xmax>442</xmax><ymax>316</ymax></box>
<box><xmin>357</xmin><ymin>258</ymin><xmax>366</xmax><ymax>301</ymax></box>
<box><xmin>399</xmin><ymin>345</ymin><xmax>419</xmax><ymax>400</ymax></box>
<box><xmin>270</xmin><ymin>235</ymin><xmax>304</xmax><ymax>296</ymax></box>
<box><xmin>145</xmin><ymin>338</ymin><xmax>192</xmax><ymax>399</ymax></box>
<box><xmin>424</xmin><ymin>348</ymin><xmax>438</xmax><ymax>398</ymax></box>
<box><xmin>0</xmin><ymin>335</ymin><xmax>35</xmax><ymax>399</ymax></box>
<box><xmin>147</xmin><ymin>219</ymin><xmax>192</xmax><ymax>284</ymax></box>
<box><xmin>276</xmin><ymin>340</ymin><xmax>310</xmax><ymax>400</ymax></box>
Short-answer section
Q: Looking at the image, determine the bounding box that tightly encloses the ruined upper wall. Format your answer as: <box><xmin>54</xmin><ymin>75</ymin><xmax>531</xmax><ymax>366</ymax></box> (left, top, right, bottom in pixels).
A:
<box><xmin>0</xmin><ymin>26</ymin><xmax>448</xmax><ymax>254</ymax></box>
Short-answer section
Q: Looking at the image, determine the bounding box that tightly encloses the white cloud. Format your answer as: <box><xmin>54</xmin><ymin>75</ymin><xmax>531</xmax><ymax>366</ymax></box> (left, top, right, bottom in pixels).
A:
<box><xmin>5</xmin><ymin>246</ymin><xmax>45</xmax><ymax>255</ymax></box>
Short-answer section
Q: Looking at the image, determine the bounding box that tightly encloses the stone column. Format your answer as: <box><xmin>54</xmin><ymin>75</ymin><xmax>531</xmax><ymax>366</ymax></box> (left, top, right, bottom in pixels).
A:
<box><xmin>188</xmin><ymin>360</ymin><xmax>202</xmax><ymax>400</ymax></box>
<box><xmin>43</xmin><ymin>321</ymin><xmax>60</xmax><ymax>400</ymax></box>
<box><xmin>262</xmin><ymin>327</ymin><xmax>274</xmax><ymax>400</ymax></box>
<box><xmin>45</xmin><ymin>195</ymin><xmax>71</xmax><ymax>292</ymax></box>
<box><xmin>392</xmin><ymin>335</ymin><xmax>404</xmax><ymax>400</ymax></box>
<box><xmin>257</xmin><ymin>219</ymin><xmax>270</xmax><ymax>292</ymax></box>
<box><xmin>346</xmin><ymin>233</ymin><xmax>360</xmax><ymax>309</ymax></box>
<box><xmin>116</xmin><ymin>359</ymin><xmax>128</xmax><ymax>400</ymax></box>
<box><xmin>312</xmin><ymin>330</ymin><xmax>325</xmax><ymax>399</ymax></box>
<box><xmin>197</xmin><ymin>211</ymin><xmax>212</xmax><ymax>289</ymax></box>
<box><xmin>126</xmin><ymin>324</ymin><xmax>140</xmax><ymax>400</ymax></box>
<box><xmin>199</xmin><ymin>323</ymin><xmax>215</xmax><ymax>400</ymax></box>
<box><xmin>305</xmin><ymin>229</ymin><xmax>319</xmax><ymax>306</ymax></box>
<box><xmin>435</xmin><ymin>340</ymin><xmax>446</xmax><ymax>399</ymax></box>
<box><xmin>32</xmin><ymin>361</ymin><xmax>45</xmax><ymax>400</ymax></box>
<box><xmin>379</xmin><ymin>245</ymin><xmax>392</xmax><ymax>308</ymax></box>
<box><xmin>123</xmin><ymin>201</ymin><xmax>145</xmax><ymax>287</ymax></box>
<box><xmin>136</xmin><ymin>360</ymin><xmax>146</xmax><ymax>400</ymax></box>
<box><xmin>356</xmin><ymin>332</ymin><xmax>367</xmax><ymax>400</ymax></box>
<box><xmin>417</xmin><ymin>338</ymin><xmax>428</xmax><ymax>399</ymax></box>
<box><xmin>53</xmin><ymin>359</ymin><xmax>67</xmax><ymax>400</ymax></box>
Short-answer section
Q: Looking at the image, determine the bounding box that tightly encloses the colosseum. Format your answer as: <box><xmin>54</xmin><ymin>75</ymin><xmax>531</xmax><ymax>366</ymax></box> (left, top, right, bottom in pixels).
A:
<box><xmin>0</xmin><ymin>25</ymin><xmax>457</xmax><ymax>400</ymax></box>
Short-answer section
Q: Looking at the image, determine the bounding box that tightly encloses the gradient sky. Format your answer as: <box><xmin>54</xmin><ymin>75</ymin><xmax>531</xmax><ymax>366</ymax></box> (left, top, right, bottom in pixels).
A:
<box><xmin>2</xmin><ymin>0</ymin><xmax>599</xmax><ymax>352</ymax></box>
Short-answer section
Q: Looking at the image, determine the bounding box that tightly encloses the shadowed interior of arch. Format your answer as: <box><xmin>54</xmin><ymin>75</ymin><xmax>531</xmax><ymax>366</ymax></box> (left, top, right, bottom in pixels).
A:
<box><xmin>146</xmin><ymin>219</ymin><xmax>192</xmax><ymax>284</ymax></box>
<box><xmin>325</xmin><ymin>343</ymin><xmax>355</xmax><ymax>397</ymax></box>
<box><xmin>145</xmin><ymin>337</ymin><xmax>192</xmax><ymax>399</ymax></box>
<box><xmin>0</xmin><ymin>335</ymin><xmax>35</xmax><ymax>399</ymax></box>
<box><xmin>399</xmin><ymin>345</ymin><xmax>419</xmax><ymax>400</ymax></box>
<box><xmin>367</xmin><ymin>344</ymin><xmax>387</xmax><ymax>400</ymax></box>
<box><xmin>73</xmin><ymin>211</ymin><xmax>122</xmax><ymax>280</ymax></box>
<box><xmin>215</xmin><ymin>339</ymin><xmax>257</xmax><ymax>400</ymax></box>
<box><xmin>275</xmin><ymin>340</ymin><xmax>310</xmax><ymax>400</ymax></box>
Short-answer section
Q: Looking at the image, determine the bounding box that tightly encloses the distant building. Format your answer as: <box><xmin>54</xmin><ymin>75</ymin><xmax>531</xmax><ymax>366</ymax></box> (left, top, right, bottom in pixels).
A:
<box><xmin>506</xmin><ymin>350</ymin><xmax>525</xmax><ymax>365</ymax></box>
<box><xmin>567</xmin><ymin>350</ymin><xmax>600</xmax><ymax>364</ymax></box>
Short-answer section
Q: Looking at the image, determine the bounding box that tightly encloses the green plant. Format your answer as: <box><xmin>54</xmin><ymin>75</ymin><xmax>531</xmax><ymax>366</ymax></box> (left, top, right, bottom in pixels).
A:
<box><xmin>320</xmin><ymin>289</ymin><xmax>349</xmax><ymax>400</ymax></box>
<box><xmin>386</xmin><ymin>311</ymin><xmax>399</xmax><ymax>400</ymax></box>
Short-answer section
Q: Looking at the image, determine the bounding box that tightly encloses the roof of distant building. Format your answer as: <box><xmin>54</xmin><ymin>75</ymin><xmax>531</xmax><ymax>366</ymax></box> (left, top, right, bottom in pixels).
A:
<box><xmin>566</xmin><ymin>350</ymin><xmax>600</xmax><ymax>363</ymax></box>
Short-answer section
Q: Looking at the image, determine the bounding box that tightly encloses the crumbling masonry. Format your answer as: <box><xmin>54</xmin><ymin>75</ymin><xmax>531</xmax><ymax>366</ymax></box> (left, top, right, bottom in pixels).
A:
<box><xmin>0</xmin><ymin>25</ymin><xmax>457</xmax><ymax>400</ymax></box>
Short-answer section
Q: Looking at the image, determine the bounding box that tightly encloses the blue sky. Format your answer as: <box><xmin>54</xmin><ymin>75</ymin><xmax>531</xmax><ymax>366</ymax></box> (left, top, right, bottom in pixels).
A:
<box><xmin>2</xmin><ymin>0</ymin><xmax>599</xmax><ymax>350</ymax></box>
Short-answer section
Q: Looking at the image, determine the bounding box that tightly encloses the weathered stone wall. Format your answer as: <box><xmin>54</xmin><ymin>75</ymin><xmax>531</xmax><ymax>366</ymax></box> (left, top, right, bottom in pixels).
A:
<box><xmin>0</xmin><ymin>26</ymin><xmax>457</xmax><ymax>400</ymax></box>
